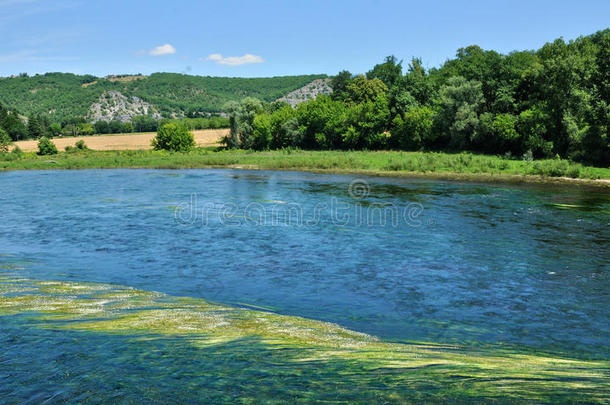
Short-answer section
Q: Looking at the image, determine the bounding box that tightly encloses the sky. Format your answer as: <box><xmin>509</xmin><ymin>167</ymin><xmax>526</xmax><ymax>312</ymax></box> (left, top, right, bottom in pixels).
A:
<box><xmin>1</xmin><ymin>0</ymin><xmax>609</xmax><ymax>78</ymax></box>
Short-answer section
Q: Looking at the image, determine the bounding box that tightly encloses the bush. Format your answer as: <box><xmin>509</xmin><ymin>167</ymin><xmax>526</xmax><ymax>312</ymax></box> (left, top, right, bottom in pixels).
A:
<box><xmin>0</xmin><ymin>128</ymin><xmax>12</xmax><ymax>153</ymax></box>
<box><xmin>11</xmin><ymin>145</ymin><xmax>23</xmax><ymax>158</ymax></box>
<box><xmin>152</xmin><ymin>123</ymin><xmax>195</xmax><ymax>152</ymax></box>
<box><xmin>75</xmin><ymin>139</ymin><xmax>88</xmax><ymax>150</ymax></box>
<box><xmin>37</xmin><ymin>137</ymin><xmax>58</xmax><ymax>155</ymax></box>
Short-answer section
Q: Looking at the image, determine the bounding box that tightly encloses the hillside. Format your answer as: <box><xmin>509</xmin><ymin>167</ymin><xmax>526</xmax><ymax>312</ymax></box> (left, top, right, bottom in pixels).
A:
<box><xmin>0</xmin><ymin>72</ymin><xmax>327</xmax><ymax>122</ymax></box>
<box><xmin>277</xmin><ymin>78</ymin><xmax>332</xmax><ymax>107</ymax></box>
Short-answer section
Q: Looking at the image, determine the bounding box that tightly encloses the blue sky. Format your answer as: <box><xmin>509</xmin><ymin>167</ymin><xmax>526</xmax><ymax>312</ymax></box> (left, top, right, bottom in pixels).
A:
<box><xmin>1</xmin><ymin>0</ymin><xmax>609</xmax><ymax>78</ymax></box>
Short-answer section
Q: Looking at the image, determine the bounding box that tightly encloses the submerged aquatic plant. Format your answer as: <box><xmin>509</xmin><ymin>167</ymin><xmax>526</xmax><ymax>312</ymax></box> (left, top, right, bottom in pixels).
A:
<box><xmin>0</xmin><ymin>270</ymin><xmax>608</xmax><ymax>403</ymax></box>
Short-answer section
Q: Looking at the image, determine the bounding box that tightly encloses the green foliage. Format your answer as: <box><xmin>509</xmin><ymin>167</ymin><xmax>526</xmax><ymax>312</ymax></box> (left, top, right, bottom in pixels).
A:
<box><xmin>79</xmin><ymin>123</ymin><xmax>95</xmax><ymax>136</ymax></box>
<box><xmin>252</xmin><ymin>114</ymin><xmax>272</xmax><ymax>150</ymax></box>
<box><xmin>330</xmin><ymin>70</ymin><xmax>353</xmax><ymax>101</ymax></box>
<box><xmin>49</xmin><ymin>123</ymin><xmax>62</xmax><ymax>137</ymax></box>
<box><xmin>0</xmin><ymin>73</ymin><xmax>326</xmax><ymax>122</ymax></box>
<box><xmin>0</xmin><ymin>111</ymin><xmax>27</xmax><ymax>141</ymax></box>
<box><xmin>224</xmin><ymin>97</ymin><xmax>264</xmax><ymax>149</ymax></box>
<box><xmin>132</xmin><ymin>115</ymin><xmax>158</xmax><ymax>132</ymax></box>
<box><xmin>295</xmin><ymin>95</ymin><xmax>347</xmax><ymax>149</ymax></box>
<box><xmin>109</xmin><ymin>120</ymin><xmax>123</xmax><ymax>134</ymax></box>
<box><xmin>94</xmin><ymin>120</ymin><xmax>110</xmax><ymax>134</ymax></box>
<box><xmin>37</xmin><ymin>137</ymin><xmax>58</xmax><ymax>155</ymax></box>
<box><xmin>121</xmin><ymin>122</ymin><xmax>134</xmax><ymax>133</ymax></box>
<box><xmin>27</xmin><ymin>115</ymin><xmax>43</xmax><ymax>138</ymax></box>
<box><xmin>344</xmin><ymin>75</ymin><xmax>388</xmax><ymax>104</ymax></box>
<box><xmin>10</xmin><ymin>145</ymin><xmax>23</xmax><ymax>158</ymax></box>
<box><xmin>0</xmin><ymin>127</ymin><xmax>12</xmax><ymax>153</ymax></box>
<box><xmin>517</xmin><ymin>108</ymin><xmax>553</xmax><ymax>158</ymax></box>
<box><xmin>75</xmin><ymin>140</ymin><xmax>88</xmax><ymax>150</ymax></box>
<box><xmin>152</xmin><ymin>123</ymin><xmax>195</xmax><ymax>152</ymax></box>
<box><xmin>366</xmin><ymin>55</ymin><xmax>403</xmax><ymax>88</ymax></box>
<box><xmin>436</xmin><ymin>76</ymin><xmax>484</xmax><ymax>150</ymax></box>
<box><xmin>2</xmin><ymin>29</ymin><xmax>610</xmax><ymax>166</ymax></box>
<box><xmin>270</xmin><ymin>105</ymin><xmax>298</xmax><ymax>148</ymax></box>
<box><xmin>474</xmin><ymin>113</ymin><xmax>519</xmax><ymax>154</ymax></box>
<box><xmin>391</xmin><ymin>106</ymin><xmax>436</xmax><ymax>150</ymax></box>
<box><xmin>3</xmin><ymin>149</ymin><xmax>608</xmax><ymax>183</ymax></box>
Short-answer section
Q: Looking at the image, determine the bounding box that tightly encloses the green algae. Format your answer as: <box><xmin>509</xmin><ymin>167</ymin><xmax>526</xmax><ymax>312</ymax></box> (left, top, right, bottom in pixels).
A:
<box><xmin>0</xmin><ymin>273</ymin><xmax>608</xmax><ymax>403</ymax></box>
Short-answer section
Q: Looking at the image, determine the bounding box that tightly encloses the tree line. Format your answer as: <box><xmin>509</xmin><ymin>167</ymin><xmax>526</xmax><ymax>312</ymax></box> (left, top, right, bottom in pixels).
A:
<box><xmin>225</xmin><ymin>29</ymin><xmax>610</xmax><ymax>166</ymax></box>
<box><xmin>0</xmin><ymin>104</ymin><xmax>229</xmax><ymax>141</ymax></box>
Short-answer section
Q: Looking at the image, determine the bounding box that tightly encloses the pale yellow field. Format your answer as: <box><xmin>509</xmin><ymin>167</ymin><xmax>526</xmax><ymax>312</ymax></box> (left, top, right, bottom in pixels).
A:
<box><xmin>13</xmin><ymin>129</ymin><xmax>228</xmax><ymax>152</ymax></box>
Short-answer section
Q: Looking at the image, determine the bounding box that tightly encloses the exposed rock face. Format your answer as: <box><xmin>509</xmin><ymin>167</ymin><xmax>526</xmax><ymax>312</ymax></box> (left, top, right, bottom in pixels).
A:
<box><xmin>277</xmin><ymin>78</ymin><xmax>333</xmax><ymax>107</ymax></box>
<box><xmin>88</xmin><ymin>91</ymin><xmax>161</xmax><ymax>122</ymax></box>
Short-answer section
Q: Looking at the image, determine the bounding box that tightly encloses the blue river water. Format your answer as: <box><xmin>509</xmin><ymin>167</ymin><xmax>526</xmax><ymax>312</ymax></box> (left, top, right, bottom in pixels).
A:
<box><xmin>1</xmin><ymin>169</ymin><xmax>608</xmax><ymax>358</ymax></box>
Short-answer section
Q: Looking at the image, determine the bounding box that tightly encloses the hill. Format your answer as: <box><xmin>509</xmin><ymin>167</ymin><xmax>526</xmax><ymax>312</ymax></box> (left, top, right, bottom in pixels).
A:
<box><xmin>0</xmin><ymin>72</ymin><xmax>327</xmax><ymax>122</ymax></box>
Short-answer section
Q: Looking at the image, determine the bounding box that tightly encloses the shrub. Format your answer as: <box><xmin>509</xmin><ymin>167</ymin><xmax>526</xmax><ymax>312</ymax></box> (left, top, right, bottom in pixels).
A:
<box><xmin>11</xmin><ymin>145</ymin><xmax>23</xmax><ymax>158</ymax></box>
<box><xmin>37</xmin><ymin>137</ymin><xmax>58</xmax><ymax>155</ymax></box>
<box><xmin>152</xmin><ymin>123</ymin><xmax>195</xmax><ymax>152</ymax></box>
<box><xmin>75</xmin><ymin>139</ymin><xmax>88</xmax><ymax>150</ymax></box>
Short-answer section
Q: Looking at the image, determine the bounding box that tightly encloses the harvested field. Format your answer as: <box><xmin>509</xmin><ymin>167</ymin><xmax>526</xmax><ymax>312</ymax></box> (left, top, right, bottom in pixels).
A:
<box><xmin>13</xmin><ymin>129</ymin><xmax>228</xmax><ymax>152</ymax></box>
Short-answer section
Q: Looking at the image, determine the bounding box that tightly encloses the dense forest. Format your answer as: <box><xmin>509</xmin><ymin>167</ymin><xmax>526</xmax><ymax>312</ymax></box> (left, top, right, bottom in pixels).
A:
<box><xmin>227</xmin><ymin>29</ymin><xmax>610</xmax><ymax>166</ymax></box>
<box><xmin>0</xmin><ymin>73</ymin><xmax>326</xmax><ymax>121</ymax></box>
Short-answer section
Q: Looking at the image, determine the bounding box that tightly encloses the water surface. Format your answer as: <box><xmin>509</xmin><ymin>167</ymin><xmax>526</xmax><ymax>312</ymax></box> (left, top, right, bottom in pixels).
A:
<box><xmin>1</xmin><ymin>169</ymin><xmax>608</xmax><ymax>359</ymax></box>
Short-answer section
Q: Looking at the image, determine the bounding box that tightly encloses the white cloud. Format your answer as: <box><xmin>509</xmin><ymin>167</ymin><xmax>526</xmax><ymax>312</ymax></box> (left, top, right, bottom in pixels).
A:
<box><xmin>149</xmin><ymin>44</ymin><xmax>176</xmax><ymax>56</ymax></box>
<box><xmin>205</xmin><ymin>53</ymin><xmax>264</xmax><ymax>66</ymax></box>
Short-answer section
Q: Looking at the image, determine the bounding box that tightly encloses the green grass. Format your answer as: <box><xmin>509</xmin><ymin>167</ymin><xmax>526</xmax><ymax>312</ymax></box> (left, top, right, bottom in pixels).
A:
<box><xmin>1</xmin><ymin>148</ymin><xmax>609</xmax><ymax>186</ymax></box>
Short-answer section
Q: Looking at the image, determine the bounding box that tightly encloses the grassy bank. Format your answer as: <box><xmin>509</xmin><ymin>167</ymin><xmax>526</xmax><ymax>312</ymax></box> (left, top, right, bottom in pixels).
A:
<box><xmin>1</xmin><ymin>148</ymin><xmax>609</xmax><ymax>187</ymax></box>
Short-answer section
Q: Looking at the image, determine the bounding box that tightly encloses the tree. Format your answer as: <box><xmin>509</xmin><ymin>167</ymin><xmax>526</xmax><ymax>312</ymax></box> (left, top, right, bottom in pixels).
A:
<box><xmin>49</xmin><ymin>123</ymin><xmax>62</xmax><ymax>137</ymax></box>
<box><xmin>152</xmin><ymin>123</ymin><xmax>195</xmax><ymax>152</ymax></box>
<box><xmin>94</xmin><ymin>120</ymin><xmax>110</xmax><ymax>134</ymax></box>
<box><xmin>269</xmin><ymin>105</ymin><xmax>298</xmax><ymax>148</ymax></box>
<box><xmin>516</xmin><ymin>108</ymin><xmax>553</xmax><ymax>158</ymax></box>
<box><xmin>391</xmin><ymin>106</ymin><xmax>436</xmax><ymax>150</ymax></box>
<box><xmin>388</xmin><ymin>58</ymin><xmax>435</xmax><ymax>117</ymax></box>
<box><xmin>2</xmin><ymin>112</ymin><xmax>27</xmax><ymax>141</ymax></box>
<box><xmin>0</xmin><ymin>127</ymin><xmax>12</xmax><ymax>152</ymax></box>
<box><xmin>37</xmin><ymin>137</ymin><xmax>58</xmax><ymax>155</ymax></box>
<box><xmin>330</xmin><ymin>70</ymin><xmax>353</xmax><ymax>101</ymax></box>
<box><xmin>28</xmin><ymin>115</ymin><xmax>42</xmax><ymax>139</ymax></box>
<box><xmin>344</xmin><ymin>75</ymin><xmax>388</xmax><ymax>104</ymax></box>
<box><xmin>252</xmin><ymin>113</ymin><xmax>272</xmax><ymax>150</ymax></box>
<box><xmin>62</xmin><ymin>124</ymin><xmax>80</xmax><ymax>137</ymax></box>
<box><xmin>132</xmin><ymin>116</ymin><xmax>158</xmax><ymax>132</ymax></box>
<box><xmin>78</xmin><ymin>123</ymin><xmax>95</xmax><ymax>136</ymax></box>
<box><xmin>436</xmin><ymin>76</ymin><xmax>484</xmax><ymax>150</ymax></box>
<box><xmin>295</xmin><ymin>95</ymin><xmax>347</xmax><ymax>149</ymax></box>
<box><xmin>109</xmin><ymin>120</ymin><xmax>123</xmax><ymax>134</ymax></box>
<box><xmin>474</xmin><ymin>113</ymin><xmax>520</xmax><ymax>154</ymax></box>
<box><xmin>121</xmin><ymin>122</ymin><xmax>134</xmax><ymax>133</ymax></box>
<box><xmin>342</xmin><ymin>94</ymin><xmax>391</xmax><ymax>149</ymax></box>
<box><xmin>367</xmin><ymin>55</ymin><xmax>403</xmax><ymax>88</ymax></box>
<box><xmin>223</xmin><ymin>97</ymin><xmax>264</xmax><ymax>149</ymax></box>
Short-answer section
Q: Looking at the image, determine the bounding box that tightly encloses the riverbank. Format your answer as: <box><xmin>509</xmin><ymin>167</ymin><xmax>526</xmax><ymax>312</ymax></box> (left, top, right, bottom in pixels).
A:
<box><xmin>2</xmin><ymin>148</ymin><xmax>609</xmax><ymax>188</ymax></box>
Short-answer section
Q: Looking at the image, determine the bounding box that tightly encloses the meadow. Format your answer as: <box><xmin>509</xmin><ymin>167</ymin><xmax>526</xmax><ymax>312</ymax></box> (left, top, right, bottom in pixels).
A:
<box><xmin>1</xmin><ymin>148</ymin><xmax>609</xmax><ymax>187</ymax></box>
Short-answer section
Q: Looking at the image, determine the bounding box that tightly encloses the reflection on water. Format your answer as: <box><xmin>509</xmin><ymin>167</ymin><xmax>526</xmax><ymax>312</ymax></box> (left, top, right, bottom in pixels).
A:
<box><xmin>0</xmin><ymin>169</ymin><xmax>608</xmax><ymax>360</ymax></box>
